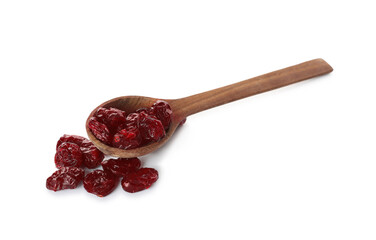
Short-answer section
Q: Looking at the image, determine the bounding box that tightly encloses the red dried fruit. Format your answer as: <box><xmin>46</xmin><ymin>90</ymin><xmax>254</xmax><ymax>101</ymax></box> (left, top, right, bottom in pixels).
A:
<box><xmin>150</xmin><ymin>100</ymin><xmax>172</xmax><ymax>130</ymax></box>
<box><xmin>55</xmin><ymin>142</ymin><xmax>83</xmax><ymax>169</ymax></box>
<box><xmin>94</xmin><ymin>107</ymin><xmax>126</xmax><ymax>133</ymax></box>
<box><xmin>101</xmin><ymin>158</ymin><xmax>141</xmax><ymax>177</ymax></box>
<box><xmin>56</xmin><ymin>134</ymin><xmax>86</xmax><ymax>150</ymax></box>
<box><xmin>81</xmin><ymin>139</ymin><xmax>104</xmax><ymax>169</ymax></box>
<box><xmin>46</xmin><ymin>167</ymin><xmax>85</xmax><ymax>191</ymax></box>
<box><xmin>83</xmin><ymin>170</ymin><xmax>118</xmax><ymax>197</ymax></box>
<box><xmin>88</xmin><ymin>117</ymin><xmax>112</xmax><ymax>145</ymax></box>
<box><xmin>121</xmin><ymin>168</ymin><xmax>158</xmax><ymax>193</ymax></box>
<box><xmin>140</xmin><ymin>113</ymin><xmax>165</xmax><ymax>141</ymax></box>
<box><xmin>56</xmin><ymin>135</ymin><xmax>104</xmax><ymax>169</ymax></box>
<box><xmin>91</xmin><ymin>101</ymin><xmax>171</xmax><ymax>148</ymax></box>
<box><xmin>125</xmin><ymin>112</ymin><xmax>141</xmax><ymax>127</ymax></box>
<box><xmin>135</xmin><ymin>107</ymin><xmax>151</xmax><ymax>114</ymax></box>
<box><xmin>126</xmin><ymin>112</ymin><xmax>165</xmax><ymax>142</ymax></box>
<box><xmin>112</xmin><ymin>128</ymin><xmax>142</xmax><ymax>149</ymax></box>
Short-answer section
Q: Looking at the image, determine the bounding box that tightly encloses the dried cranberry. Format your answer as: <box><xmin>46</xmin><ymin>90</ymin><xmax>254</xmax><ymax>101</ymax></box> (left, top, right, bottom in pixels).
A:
<box><xmin>81</xmin><ymin>139</ymin><xmax>104</xmax><ymax>168</ymax></box>
<box><xmin>46</xmin><ymin>167</ymin><xmax>85</xmax><ymax>191</ymax></box>
<box><xmin>56</xmin><ymin>135</ymin><xmax>104</xmax><ymax>169</ymax></box>
<box><xmin>83</xmin><ymin>170</ymin><xmax>118</xmax><ymax>197</ymax></box>
<box><xmin>125</xmin><ymin>113</ymin><xmax>141</xmax><ymax>128</ymax></box>
<box><xmin>88</xmin><ymin>117</ymin><xmax>112</xmax><ymax>145</ymax></box>
<box><xmin>56</xmin><ymin>134</ymin><xmax>86</xmax><ymax>150</ymax></box>
<box><xmin>135</xmin><ymin>108</ymin><xmax>151</xmax><ymax>114</ymax></box>
<box><xmin>102</xmin><ymin>158</ymin><xmax>141</xmax><ymax>177</ymax></box>
<box><xmin>94</xmin><ymin>107</ymin><xmax>126</xmax><ymax>133</ymax></box>
<box><xmin>89</xmin><ymin>102</ymin><xmax>171</xmax><ymax>149</ymax></box>
<box><xmin>139</xmin><ymin>114</ymin><xmax>165</xmax><ymax>141</ymax></box>
<box><xmin>127</xmin><ymin>112</ymin><xmax>165</xmax><ymax>141</ymax></box>
<box><xmin>55</xmin><ymin>142</ymin><xmax>83</xmax><ymax>169</ymax></box>
<box><xmin>112</xmin><ymin>128</ymin><xmax>142</xmax><ymax>149</ymax></box>
<box><xmin>150</xmin><ymin>100</ymin><xmax>172</xmax><ymax>130</ymax></box>
<box><xmin>121</xmin><ymin>168</ymin><xmax>158</xmax><ymax>193</ymax></box>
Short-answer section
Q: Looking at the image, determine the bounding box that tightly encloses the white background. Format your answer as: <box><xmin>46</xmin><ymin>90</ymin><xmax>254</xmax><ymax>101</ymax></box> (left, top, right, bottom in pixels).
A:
<box><xmin>1</xmin><ymin>1</ymin><xmax>375</xmax><ymax>239</ymax></box>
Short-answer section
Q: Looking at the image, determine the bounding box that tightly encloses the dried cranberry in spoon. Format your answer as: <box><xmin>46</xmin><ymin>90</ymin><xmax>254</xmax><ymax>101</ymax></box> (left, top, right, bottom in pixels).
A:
<box><xmin>87</xmin><ymin>100</ymin><xmax>173</xmax><ymax>150</ymax></box>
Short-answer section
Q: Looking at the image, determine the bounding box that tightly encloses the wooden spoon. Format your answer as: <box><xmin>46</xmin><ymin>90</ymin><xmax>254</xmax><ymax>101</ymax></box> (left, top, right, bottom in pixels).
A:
<box><xmin>86</xmin><ymin>58</ymin><xmax>333</xmax><ymax>158</ymax></box>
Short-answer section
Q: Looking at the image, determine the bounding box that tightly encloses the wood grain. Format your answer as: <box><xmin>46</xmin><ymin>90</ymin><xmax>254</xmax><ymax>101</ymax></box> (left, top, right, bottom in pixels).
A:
<box><xmin>169</xmin><ymin>58</ymin><xmax>333</xmax><ymax>118</ymax></box>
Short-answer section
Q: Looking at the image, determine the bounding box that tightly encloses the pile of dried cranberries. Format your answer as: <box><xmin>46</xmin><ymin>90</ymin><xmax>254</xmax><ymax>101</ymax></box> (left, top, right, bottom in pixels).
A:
<box><xmin>46</xmin><ymin>134</ymin><xmax>159</xmax><ymax>196</ymax></box>
<box><xmin>46</xmin><ymin>100</ymin><xmax>183</xmax><ymax>197</ymax></box>
<box><xmin>88</xmin><ymin>100</ymin><xmax>172</xmax><ymax>149</ymax></box>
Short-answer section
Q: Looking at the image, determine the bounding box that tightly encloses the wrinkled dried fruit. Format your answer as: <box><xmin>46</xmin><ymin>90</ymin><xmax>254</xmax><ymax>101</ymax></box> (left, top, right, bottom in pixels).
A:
<box><xmin>95</xmin><ymin>107</ymin><xmax>127</xmax><ymax>133</ymax></box>
<box><xmin>126</xmin><ymin>112</ymin><xmax>165</xmax><ymax>142</ymax></box>
<box><xmin>46</xmin><ymin>167</ymin><xmax>85</xmax><ymax>191</ymax></box>
<box><xmin>81</xmin><ymin>139</ymin><xmax>104</xmax><ymax>168</ymax></box>
<box><xmin>112</xmin><ymin>128</ymin><xmax>142</xmax><ymax>149</ymax></box>
<box><xmin>56</xmin><ymin>134</ymin><xmax>86</xmax><ymax>150</ymax></box>
<box><xmin>91</xmin><ymin>100</ymin><xmax>175</xmax><ymax>149</ymax></box>
<box><xmin>135</xmin><ymin>107</ymin><xmax>151</xmax><ymax>114</ymax></box>
<box><xmin>56</xmin><ymin>135</ymin><xmax>104</xmax><ymax>169</ymax></box>
<box><xmin>138</xmin><ymin>113</ymin><xmax>166</xmax><ymax>141</ymax></box>
<box><xmin>121</xmin><ymin>168</ymin><xmax>158</xmax><ymax>193</ymax></box>
<box><xmin>102</xmin><ymin>158</ymin><xmax>141</xmax><ymax>177</ymax></box>
<box><xmin>88</xmin><ymin>117</ymin><xmax>112</xmax><ymax>145</ymax></box>
<box><xmin>83</xmin><ymin>170</ymin><xmax>118</xmax><ymax>197</ymax></box>
<box><xmin>150</xmin><ymin>100</ymin><xmax>172</xmax><ymax>130</ymax></box>
<box><xmin>55</xmin><ymin>142</ymin><xmax>83</xmax><ymax>169</ymax></box>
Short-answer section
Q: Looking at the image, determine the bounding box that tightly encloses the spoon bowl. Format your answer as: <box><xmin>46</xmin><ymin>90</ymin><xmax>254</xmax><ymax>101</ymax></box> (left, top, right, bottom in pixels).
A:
<box><xmin>86</xmin><ymin>59</ymin><xmax>333</xmax><ymax>158</ymax></box>
<box><xmin>85</xmin><ymin>96</ymin><xmax>185</xmax><ymax>157</ymax></box>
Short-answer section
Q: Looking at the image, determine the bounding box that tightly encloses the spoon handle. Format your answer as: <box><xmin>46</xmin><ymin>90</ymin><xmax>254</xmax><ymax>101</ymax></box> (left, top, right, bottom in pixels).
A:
<box><xmin>171</xmin><ymin>58</ymin><xmax>333</xmax><ymax>117</ymax></box>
